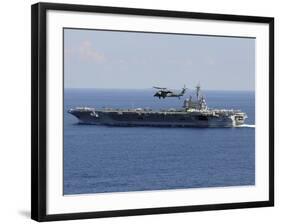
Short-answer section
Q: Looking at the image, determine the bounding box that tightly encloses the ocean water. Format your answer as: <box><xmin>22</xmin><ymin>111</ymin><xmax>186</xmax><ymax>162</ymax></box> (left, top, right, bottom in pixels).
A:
<box><xmin>63</xmin><ymin>89</ymin><xmax>255</xmax><ymax>195</ymax></box>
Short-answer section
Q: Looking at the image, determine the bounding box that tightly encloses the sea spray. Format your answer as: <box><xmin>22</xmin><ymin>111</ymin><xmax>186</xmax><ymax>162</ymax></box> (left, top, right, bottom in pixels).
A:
<box><xmin>237</xmin><ymin>124</ymin><xmax>255</xmax><ymax>128</ymax></box>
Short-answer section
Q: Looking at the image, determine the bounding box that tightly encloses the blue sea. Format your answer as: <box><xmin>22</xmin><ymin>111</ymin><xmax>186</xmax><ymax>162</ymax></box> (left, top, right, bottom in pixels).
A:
<box><xmin>63</xmin><ymin>89</ymin><xmax>255</xmax><ymax>195</ymax></box>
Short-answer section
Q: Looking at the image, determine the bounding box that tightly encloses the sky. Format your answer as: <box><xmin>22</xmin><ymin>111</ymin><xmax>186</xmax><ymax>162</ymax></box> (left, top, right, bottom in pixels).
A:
<box><xmin>64</xmin><ymin>28</ymin><xmax>255</xmax><ymax>91</ymax></box>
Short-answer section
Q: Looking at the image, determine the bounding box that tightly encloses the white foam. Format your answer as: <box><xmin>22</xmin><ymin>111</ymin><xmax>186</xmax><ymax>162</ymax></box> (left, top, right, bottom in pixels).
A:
<box><xmin>236</xmin><ymin>124</ymin><xmax>256</xmax><ymax>128</ymax></box>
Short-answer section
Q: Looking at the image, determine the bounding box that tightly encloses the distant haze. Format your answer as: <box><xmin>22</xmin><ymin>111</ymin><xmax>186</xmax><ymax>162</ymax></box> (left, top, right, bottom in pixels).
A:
<box><xmin>64</xmin><ymin>28</ymin><xmax>255</xmax><ymax>91</ymax></box>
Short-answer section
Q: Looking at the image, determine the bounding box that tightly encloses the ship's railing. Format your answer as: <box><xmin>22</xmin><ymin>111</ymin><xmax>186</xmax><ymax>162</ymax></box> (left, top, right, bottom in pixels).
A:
<box><xmin>70</xmin><ymin>107</ymin><xmax>94</xmax><ymax>112</ymax></box>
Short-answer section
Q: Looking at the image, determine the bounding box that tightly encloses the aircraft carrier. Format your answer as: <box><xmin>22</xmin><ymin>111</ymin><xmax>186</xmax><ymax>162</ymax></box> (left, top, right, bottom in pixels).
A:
<box><xmin>68</xmin><ymin>86</ymin><xmax>247</xmax><ymax>128</ymax></box>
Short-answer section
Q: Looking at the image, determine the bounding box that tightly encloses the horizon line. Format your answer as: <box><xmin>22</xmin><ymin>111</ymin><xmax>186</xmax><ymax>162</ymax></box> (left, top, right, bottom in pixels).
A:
<box><xmin>64</xmin><ymin>87</ymin><xmax>255</xmax><ymax>92</ymax></box>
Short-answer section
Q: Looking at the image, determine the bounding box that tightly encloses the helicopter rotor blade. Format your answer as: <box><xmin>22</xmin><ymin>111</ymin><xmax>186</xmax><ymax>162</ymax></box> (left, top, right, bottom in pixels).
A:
<box><xmin>153</xmin><ymin>86</ymin><xmax>167</xmax><ymax>90</ymax></box>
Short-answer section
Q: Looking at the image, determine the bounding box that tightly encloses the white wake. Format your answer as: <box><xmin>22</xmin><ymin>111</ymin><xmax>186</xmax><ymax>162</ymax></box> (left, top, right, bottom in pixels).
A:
<box><xmin>236</xmin><ymin>124</ymin><xmax>255</xmax><ymax>128</ymax></box>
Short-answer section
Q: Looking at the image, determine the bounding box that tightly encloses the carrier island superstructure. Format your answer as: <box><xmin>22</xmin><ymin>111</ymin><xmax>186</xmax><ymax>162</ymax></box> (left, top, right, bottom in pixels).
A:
<box><xmin>68</xmin><ymin>85</ymin><xmax>247</xmax><ymax>127</ymax></box>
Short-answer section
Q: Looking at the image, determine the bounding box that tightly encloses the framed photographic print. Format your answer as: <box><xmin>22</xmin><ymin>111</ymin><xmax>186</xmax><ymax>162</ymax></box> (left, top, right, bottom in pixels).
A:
<box><xmin>31</xmin><ymin>2</ymin><xmax>274</xmax><ymax>222</ymax></box>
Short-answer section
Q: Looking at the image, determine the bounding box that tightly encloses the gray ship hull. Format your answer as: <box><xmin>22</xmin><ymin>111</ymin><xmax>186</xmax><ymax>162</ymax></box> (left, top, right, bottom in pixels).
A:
<box><xmin>68</xmin><ymin>108</ymin><xmax>247</xmax><ymax>128</ymax></box>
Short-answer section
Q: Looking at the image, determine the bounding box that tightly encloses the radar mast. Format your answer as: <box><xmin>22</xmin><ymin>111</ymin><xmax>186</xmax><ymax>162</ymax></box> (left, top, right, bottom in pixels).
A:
<box><xmin>196</xmin><ymin>83</ymin><xmax>201</xmax><ymax>100</ymax></box>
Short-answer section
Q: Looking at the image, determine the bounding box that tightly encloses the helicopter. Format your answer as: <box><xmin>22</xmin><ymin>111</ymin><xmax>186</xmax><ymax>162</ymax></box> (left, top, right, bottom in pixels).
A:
<box><xmin>153</xmin><ymin>85</ymin><xmax>187</xmax><ymax>99</ymax></box>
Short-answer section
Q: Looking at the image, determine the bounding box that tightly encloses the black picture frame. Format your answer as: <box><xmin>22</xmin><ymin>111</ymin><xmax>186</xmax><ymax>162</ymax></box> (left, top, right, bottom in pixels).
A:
<box><xmin>31</xmin><ymin>2</ymin><xmax>274</xmax><ymax>222</ymax></box>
